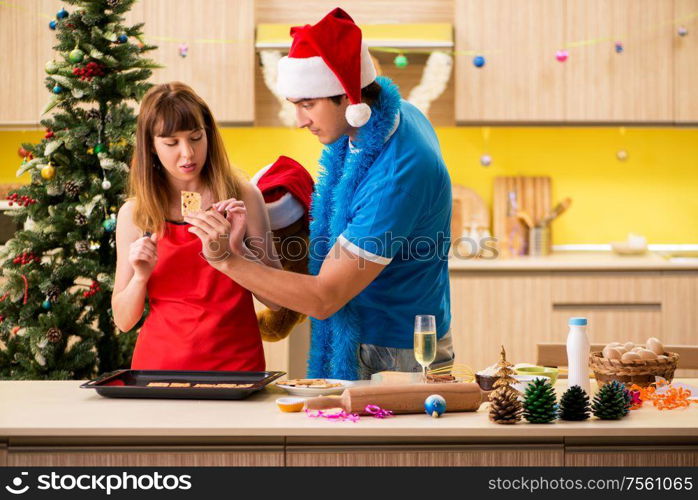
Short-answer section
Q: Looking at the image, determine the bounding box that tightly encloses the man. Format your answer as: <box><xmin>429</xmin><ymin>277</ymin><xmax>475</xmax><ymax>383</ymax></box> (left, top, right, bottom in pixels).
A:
<box><xmin>185</xmin><ymin>8</ymin><xmax>453</xmax><ymax>380</ymax></box>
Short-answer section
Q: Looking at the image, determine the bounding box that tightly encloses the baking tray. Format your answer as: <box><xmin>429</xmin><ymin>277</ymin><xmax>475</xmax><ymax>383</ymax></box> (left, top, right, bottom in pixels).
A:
<box><xmin>80</xmin><ymin>369</ymin><xmax>285</xmax><ymax>400</ymax></box>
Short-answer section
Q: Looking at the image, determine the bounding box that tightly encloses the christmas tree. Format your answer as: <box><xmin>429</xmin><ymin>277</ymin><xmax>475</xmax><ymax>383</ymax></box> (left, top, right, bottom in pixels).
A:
<box><xmin>0</xmin><ymin>0</ymin><xmax>158</xmax><ymax>379</ymax></box>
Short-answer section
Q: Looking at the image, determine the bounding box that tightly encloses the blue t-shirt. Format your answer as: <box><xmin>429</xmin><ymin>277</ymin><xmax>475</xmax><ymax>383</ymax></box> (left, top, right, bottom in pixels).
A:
<box><xmin>337</xmin><ymin>100</ymin><xmax>452</xmax><ymax>349</ymax></box>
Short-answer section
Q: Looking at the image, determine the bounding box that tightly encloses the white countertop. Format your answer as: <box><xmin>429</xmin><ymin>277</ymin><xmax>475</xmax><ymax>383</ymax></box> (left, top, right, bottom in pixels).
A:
<box><xmin>1</xmin><ymin>379</ymin><xmax>696</xmax><ymax>439</ymax></box>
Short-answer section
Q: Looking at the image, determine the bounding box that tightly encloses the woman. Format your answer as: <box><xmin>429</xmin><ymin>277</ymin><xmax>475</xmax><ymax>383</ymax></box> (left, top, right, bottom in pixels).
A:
<box><xmin>111</xmin><ymin>82</ymin><xmax>281</xmax><ymax>371</ymax></box>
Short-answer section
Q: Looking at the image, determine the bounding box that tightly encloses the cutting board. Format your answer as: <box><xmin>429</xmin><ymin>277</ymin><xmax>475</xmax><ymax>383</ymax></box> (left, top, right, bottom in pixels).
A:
<box><xmin>451</xmin><ymin>184</ymin><xmax>489</xmax><ymax>240</ymax></box>
<box><xmin>493</xmin><ymin>177</ymin><xmax>551</xmax><ymax>257</ymax></box>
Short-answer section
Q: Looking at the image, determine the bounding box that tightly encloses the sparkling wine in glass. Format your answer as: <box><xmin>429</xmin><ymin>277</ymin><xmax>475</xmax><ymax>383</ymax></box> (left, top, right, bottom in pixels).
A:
<box><xmin>414</xmin><ymin>315</ymin><xmax>437</xmax><ymax>381</ymax></box>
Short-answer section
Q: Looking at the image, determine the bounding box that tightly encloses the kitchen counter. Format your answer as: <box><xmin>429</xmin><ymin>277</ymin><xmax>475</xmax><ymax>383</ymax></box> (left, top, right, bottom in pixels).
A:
<box><xmin>448</xmin><ymin>251</ymin><xmax>698</xmax><ymax>271</ymax></box>
<box><xmin>1</xmin><ymin>379</ymin><xmax>696</xmax><ymax>466</ymax></box>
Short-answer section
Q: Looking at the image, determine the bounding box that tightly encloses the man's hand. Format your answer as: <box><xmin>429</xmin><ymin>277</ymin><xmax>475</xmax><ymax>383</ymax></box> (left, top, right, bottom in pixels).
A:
<box><xmin>184</xmin><ymin>210</ymin><xmax>234</xmax><ymax>266</ymax></box>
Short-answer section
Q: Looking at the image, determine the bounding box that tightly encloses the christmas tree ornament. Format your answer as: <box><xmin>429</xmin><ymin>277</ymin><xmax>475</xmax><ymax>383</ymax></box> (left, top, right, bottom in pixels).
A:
<box><xmin>179</xmin><ymin>43</ymin><xmax>189</xmax><ymax>58</ymax></box>
<box><xmin>44</xmin><ymin>129</ymin><xmax>55</xmax><ymax>139</ymax></box>
<box><xmin>52</xmin><ymin>85</ymin><xmax>63</xmax><ymax>94</ymax></box>
<box><xmin>64</xmin><ymin>180</ymin><xmax>81</xmax><ymax>197</ymax></box>
<box><xmin>558</xmin><ymin>385</ymin><xmax>591</xmax><ymax>421</ymax></box>
<box><xmin>678</xmin><ymin>27</ymin><xmax>688</xmax><ymax>37</ymax></box>
<box><xmin>480</xmin><ymin>154</ymin><xmax>492</xmax><ymax>167</ymax></box>
<box><xmin>56</xmin><ymin>8</ymin><xmax>69</xmax><ymax>19</ymax></box>
<box><xmin>393</xmin><ymin>54</ymin><xmax>408</xmax><ymax>68</ymax></box>
<box><xmin>41</xmin><ymin>162</ymin><xmax>57</xmax><ymax>180</ymax></box>
<box><xmin>74</xmin><ymin>213</ymin><xmax>87</xmax><ymax>226</ymax></box>
<box><xmin>616</xmin><ymin>149</ymin><xmax>628</xmax><ymax>161</ymax></box>
<box><xmin>49</xmin><ymin>20</ymin><xmax>57</xmax><ymax>30</ymax></box>
<box><xmin>614</xmin><ymin>41</ymin><xmax>624</xmax><ymax>54</ymax></box>
<box><xmin>555</xmin><ymin>50</ymin><xmax>568</xmax><ymax>62</ymax></box>
<box><xmin>46</xmin><ymin>327</ymin><xmax>63</xmax><ymax>343</ymax></box>
<box><xmin>42</xmin><ymin>299</ymin><xmax>52</xmax><ymax>310</ymax></box>
<box><xmin>107</xmin><ymin>0</ymin><xmax>121</xmax><ymax>8</ymax></box>
<box><xmin>89</xmin><ymin>240</ymin><xmax>101</xmax><ymax>251</ymax></box>
<box><xmin>102</xmin><ymin>214</ymin><xmax>117</xmax><ymax>232</ymax></box>
<box><xmin>75</xmin><ymin>240</ymin><xmax>90</xmax><ymax>254</ymax></box>
<box><xmin>94</xmin><ymin>143</ymin><xmax>107</xmax><ymax>154</ymax></box>
<box><xmin>46</xmin><ymin>285</ymin><xmax>61</xmax><ymax>302</ymax></box>
<box><xmin>17</xmin><ymin>147</ymin><xmax>29</xmax><ymax>158</ymax></box>
<box><xmin>45</xmin><ymin>60</ymin><xmax>59</xmax><ymax>74</ymax></box>
<box><xmin>86</xmin><ymin>109</ymin><xmax>101</xmax><ymax>120</ymax></box>
<box><xmin>101</xmin><ymin>179</ymin><xmax>112</xmax><ymax>190</ymax></box>
<box><xmin>592</xmin><ymin>380</ymin><xmax>631</xmax><ymax>420</ymax></box>
<box><xmin>117</xmin><ymin>34</ymin><xmax>128</xmax><ymax>44</ymax></box>
<box><xmin>473</xmin><ymin>55</ymin><xmax>486</xmax><ymax>68</ymax></box>
<box><xmin>424</xmin><ymin>394</ymin><xmax>447</xmax><ymax>417</ymax></box>
<box><xmin>522</xmin><ymin>378</ymin><xmax>558</xmax><ymax>423</ymax></box>
<box><xmin>69</xmin><ymin>48</ymin><xmax>85</xmax><ymax>64</ymax></box>
<box><xmin>110</xmin><ymin>206</ymin><xmax>117</xmax><ymax>213</ymax></box>
<box><xmin>488</xmin><ymin>345</ymin><xmax>523</xmax><ymax>424</ymax></box>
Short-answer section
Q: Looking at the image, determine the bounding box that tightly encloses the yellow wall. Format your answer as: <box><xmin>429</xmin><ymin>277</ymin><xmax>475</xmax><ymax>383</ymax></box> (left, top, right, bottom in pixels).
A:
<box><xmin>3</xmin><ymin>127</ymin><xmax>697</xmax><ymax>244</ymax></box>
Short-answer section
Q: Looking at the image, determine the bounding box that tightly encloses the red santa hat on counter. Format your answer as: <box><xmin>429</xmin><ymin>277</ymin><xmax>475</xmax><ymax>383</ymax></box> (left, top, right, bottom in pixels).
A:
<box><xmin>251</xmin><ymin>156</ymin><xmax>314</xmax><ymax>230</ymax></box>
<box><xmin>276</xmin><ymin>8</ymin><xmax>377</xmax><ymax>127</ymax></box>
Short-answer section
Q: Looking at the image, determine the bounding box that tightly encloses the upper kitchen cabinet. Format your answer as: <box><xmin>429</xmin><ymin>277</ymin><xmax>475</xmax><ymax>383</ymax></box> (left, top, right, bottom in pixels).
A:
<box><xmin>455</xmin><ymin>0</ymin><xmax>566</xmax><ymax>123</ymax></box>
<box><xmin>675</xmin><ymin>0</ymin><xmax>698</xmax><ymax>123</ymax></box>
<box><xmin>133</xmin><ymin>0</ymin><xmax>255</xmax><ymax>124</ymax></box>
<box><xmin>564</xmin><ymin>0</ymin><xmax>674</xmax><ymax>123</ymax></box>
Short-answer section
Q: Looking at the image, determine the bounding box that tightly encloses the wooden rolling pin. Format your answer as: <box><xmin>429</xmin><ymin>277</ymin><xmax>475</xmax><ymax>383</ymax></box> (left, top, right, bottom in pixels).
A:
<box><xmin>304</xmin><ymin>383</ymin><xmax>484</xmax><ymax>414</ymax></box>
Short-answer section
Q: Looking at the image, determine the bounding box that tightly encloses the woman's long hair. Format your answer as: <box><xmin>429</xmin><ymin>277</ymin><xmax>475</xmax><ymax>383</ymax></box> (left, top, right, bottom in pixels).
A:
<box><xmin>129</xmin><ymin>82</ymin><xmax>243</xmax><ymax>235</ymax></box>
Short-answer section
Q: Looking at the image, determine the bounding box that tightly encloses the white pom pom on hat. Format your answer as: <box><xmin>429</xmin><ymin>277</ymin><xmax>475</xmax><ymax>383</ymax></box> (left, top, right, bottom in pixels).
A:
<box><xmin>276</xmin><ymin>8</ymin><xmax>377</xmax><ymax>127</ymax></box>
<box><xmin>345</xmin><ymin>103</ymin><xmax>372</xmax><ymax>127</ymax></box>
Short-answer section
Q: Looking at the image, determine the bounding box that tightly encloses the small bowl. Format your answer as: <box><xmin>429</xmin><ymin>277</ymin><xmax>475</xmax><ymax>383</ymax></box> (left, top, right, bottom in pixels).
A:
<box><xmin>515</xmin><ymin>366</ymin><xmax>559</xmax><ymax>386</ymax></box>
<box><xmin>476</xmin><ymin>373</ymin><xmax>500</xmax><ymax>391</ymax></box>
<box><xmin>512</xmin><ymin>374</ymin><xmax>551</xmax><ymax>394</ymax></box>
<box><xmin>276</xmin><ymin>397</ymin><xmax>305</xmax><ymax>413</ymax></box>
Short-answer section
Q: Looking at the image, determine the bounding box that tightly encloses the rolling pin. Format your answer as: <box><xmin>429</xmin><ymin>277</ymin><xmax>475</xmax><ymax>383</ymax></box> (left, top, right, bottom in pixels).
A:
<box><xmin>304</xmin><ymin>383</ymin><xmax>484</xmax><ymax>414</ymax></box>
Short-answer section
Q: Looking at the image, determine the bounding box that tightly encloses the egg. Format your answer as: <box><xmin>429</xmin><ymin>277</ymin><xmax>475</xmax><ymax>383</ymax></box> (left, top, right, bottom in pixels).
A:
<box><xmin>623</xmin><ymin>342</ymin><xmax>635</xmax><ymax>351</ymax></box>
<box><xmin>638</xmin><ymin>348</ymin><xmax>658</xmax><ymax>360</ymax></box>
<box><xmin>646</xmin><ymin>337</ymin><xmax>664</xmax><ymax>355</ymax></box>
<box><xmin>608</xmin><ymin>342</ymin><xmax>623</xmax><ymax>347</ymax></box>
<box><xmin>622</xmin><ymin>351</ymin><xmax>642</xmax><ymax>362</ymax></box>
<box><xmin>602</xmin><ymin>346</ymin><xmax>622</xmax><ymax>359</ymax></box>
<box><xmin>632</xmin><ymin>346</ymin><xmax>644</xmax><ymax>353</ymax></box>
<box><xmin>657</xmin><ymin>355</ymin><xmax>668</xmax><ymax>361</ymax></box>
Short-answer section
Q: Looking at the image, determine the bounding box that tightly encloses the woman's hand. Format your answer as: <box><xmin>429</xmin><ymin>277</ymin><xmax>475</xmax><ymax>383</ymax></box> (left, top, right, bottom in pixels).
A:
<box><xmin>211</xmin><ymin>198</ymin><xmax>248</xmax><ymax>256</ymax></box>
<box><xmin>128</xmin><ymin>233</ymin><xmax>159</xmax><ymax>281</ymax></box>
<box><xmin>184</xmin><ymin>209</ymin><xmax>236</xmax><ymax>265</ymax></box>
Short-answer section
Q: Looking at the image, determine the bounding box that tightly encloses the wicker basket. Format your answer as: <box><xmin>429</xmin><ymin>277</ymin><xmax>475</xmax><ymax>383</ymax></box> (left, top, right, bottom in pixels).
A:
<box><xmin>589</xmin><ymin>351</ymin><xmax>679</xmax><ymax>387</ymax></box>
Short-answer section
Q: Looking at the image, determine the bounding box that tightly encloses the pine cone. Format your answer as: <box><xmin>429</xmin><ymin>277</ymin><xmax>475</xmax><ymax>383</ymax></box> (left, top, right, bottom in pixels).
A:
<box><xmin>489</xmin><ymin>389</ymin><xmax>522</xmax><ymax>424</ymax></box>
<box><xmin>75</xmin><ymin>240</ymin><xmax>89</xmax><ymax>254</ymax></box>
<box><xmin>86</xmin><ymin>109</ymin><xmax>101</xmax><ymax>120</ymax></box>
<box><xmin>523</xmin><ymin>378</ymin><xmax>558</xmax><ymax>423</ymax></box>
<box><xmin>592</xmin><ymin>381</ymin><xmax>631</xmax><ymax>420</ymax></box>
<box><xmin>74</xmin><ymin>213</ymin><xmax>87</xmax><ymax>226</ymax></box>
<box><xmin>559</xmin><ymin>385</ymin><xmax>591</xmax><ymax>421</ymax></box>
<box><xmin>46</xmin><ymin>327</ymin><xmax>62</xmax><ymax>343</ymax></box>
<box><xmin>106</xmin><ymin>0</ymin><xmax>120</xmax><ymax>8</ymax></box>
<box><xmin>64</xmin><ymin>180</ymin><xmax>81</xmax><ymax>198</ymax></box>
<box><xmin>46</xmin><ymin>285</ymin><xmax>61</xmax><ymax>303</ymax></box>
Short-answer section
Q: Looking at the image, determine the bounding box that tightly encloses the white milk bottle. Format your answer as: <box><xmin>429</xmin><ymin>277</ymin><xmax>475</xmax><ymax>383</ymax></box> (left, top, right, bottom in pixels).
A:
<box><xmin>566</xmin><ymin>317</ymin><xmax>591</xmax><ymax>395</ymax></box>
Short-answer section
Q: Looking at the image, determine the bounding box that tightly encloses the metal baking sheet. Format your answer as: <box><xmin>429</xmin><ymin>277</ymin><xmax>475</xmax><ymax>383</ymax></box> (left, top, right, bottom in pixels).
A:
<box><xmin>80</xmin><ymin>369</ymin><xmax>285</xmax><ymax>400</ymax></box>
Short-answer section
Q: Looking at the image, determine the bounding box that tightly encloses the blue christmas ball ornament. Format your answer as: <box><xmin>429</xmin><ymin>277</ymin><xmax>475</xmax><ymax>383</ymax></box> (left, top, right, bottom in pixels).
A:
<box><xmin>102</xmin><ymin>216</ymin><xmax>116</xmax><ymax>233</ymax></box>
<box><xmin>614</xmin><ymin>41</ymin><xmax>624</xmax><ymax>54</ymax></box>
<box><xmin>42</xmin><ymin>299</ymin><xmax>51</xmax><ymax>310</ymax></box>
<box><xmin>52</xmin><ymin>85</ymin><xmax>63</xmax><ymax>94</ymax></box>
<box><xmin>424</xmin><ymin>394</ymin><xmax>447</xmax><ymax>418</ymax></box>
<box><xmin>56</xmin><ymin>8</ymin><xmax>69</xmax><ymax>19</ymax></box>
<box><xmin>473</xmin><ymin>55</ymin><xmax>486</xmax><ymax>68</ymax></box>
<box><xmin>117</xmin><ymin>34</ymin><xmax>128</xmax><ymax>44</ymax></box>
<box><xmin>49</xmin><ymin>20</ymin><xmax>57</xmax><ymax>30</ymax></box>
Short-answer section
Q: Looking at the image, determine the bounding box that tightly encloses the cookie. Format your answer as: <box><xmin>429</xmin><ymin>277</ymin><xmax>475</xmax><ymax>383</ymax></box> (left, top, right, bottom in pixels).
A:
<box><xmin>181</xmin><ymin>191</ymin><xmax>202</xmax><ymax>216</ymax></box>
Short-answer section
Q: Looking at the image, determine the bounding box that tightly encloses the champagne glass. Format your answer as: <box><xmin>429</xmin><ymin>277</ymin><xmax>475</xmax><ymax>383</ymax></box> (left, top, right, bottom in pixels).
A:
<box><xmin>414</xmin><ymin>315</ymin><xmax>437</xmax><ymax>381</ymax></box>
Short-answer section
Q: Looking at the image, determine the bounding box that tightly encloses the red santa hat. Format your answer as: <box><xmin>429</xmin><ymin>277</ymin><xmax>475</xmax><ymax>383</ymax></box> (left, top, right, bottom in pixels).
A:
<box><xmin>276</xmin><ymin>8</ymin><xmax>377</xmax><ymax>127</ymax></box>
<box><xmin>251</xmin><ymin>156</ymin><xmax>314</xmax><ymax>230</ymax></box>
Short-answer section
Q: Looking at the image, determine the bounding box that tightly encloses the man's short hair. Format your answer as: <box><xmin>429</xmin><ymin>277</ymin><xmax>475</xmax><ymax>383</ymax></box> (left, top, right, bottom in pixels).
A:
<box><xmin>328</xmin><ymin>80</ymin><xmax>382</xmax><ymax>106</ymax></box>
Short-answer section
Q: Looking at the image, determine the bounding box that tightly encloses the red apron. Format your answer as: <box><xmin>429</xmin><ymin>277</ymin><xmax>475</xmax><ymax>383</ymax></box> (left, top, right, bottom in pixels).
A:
<box><xmin>131</xmin><ymin>221</ymin><xmax>266</xmax><ymax>371</ymax></box>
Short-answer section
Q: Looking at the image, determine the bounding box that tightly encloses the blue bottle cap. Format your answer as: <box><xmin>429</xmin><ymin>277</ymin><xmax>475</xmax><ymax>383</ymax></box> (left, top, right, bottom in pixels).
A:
<box><xmin>568</xmin><ymin>317</ymin><xmax>588</xmax><ymax>326</ymax></box>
